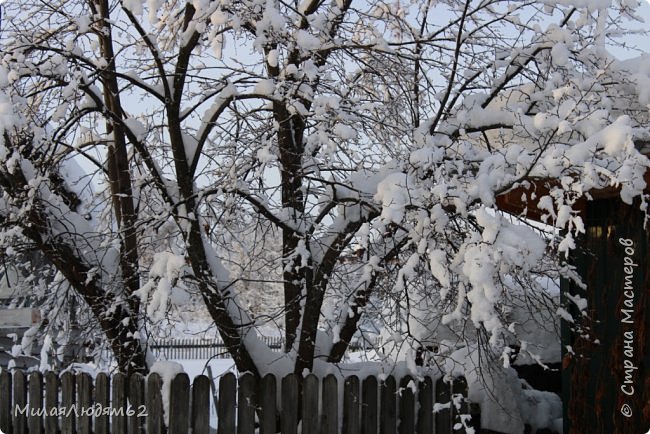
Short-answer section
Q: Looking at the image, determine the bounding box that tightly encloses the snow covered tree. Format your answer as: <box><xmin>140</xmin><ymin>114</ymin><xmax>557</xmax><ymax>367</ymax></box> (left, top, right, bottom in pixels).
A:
<box><xmin>0</xmin><ymin>0</ymin><xmax>648</xmax><ymax>387</ymax></box>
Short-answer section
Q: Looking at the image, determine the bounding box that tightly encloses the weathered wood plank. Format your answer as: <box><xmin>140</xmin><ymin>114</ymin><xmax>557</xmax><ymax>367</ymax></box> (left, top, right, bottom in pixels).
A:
<box><xmin>44</xmin><ymin>372</ymin><xmax>59</xmax><ymax>434</ymax></box>
<box><xmin>399</xmin><ymin>376</ymin><xmax>415</xmax><ymax>434</ymax></box>
<box><xmin>343</xmin><ymin>376</ymin><xmax>360</xmax><ymax>434</ymax></box>
<box><xmin>145</xmin><ymin>373</ymin><xmax>163</xmax><ymax>434</ymax></box>
<box><xmin>0</xmin><ymin>371</ymin><xmax>474</xmax><ymax>434</ymax></box>
<box><xmin>77</xmin><ymin>373</ymin><xmax>93</xmax><ymax>434</ymax></box>
<box><xmin>14</xmin><ymin>370</ymin><xmax>27</xmax><ymax>434</ymax></box>
<box><xmin>112</xmin><ymin>373</ymin><xmax>128</xmax><ymax>434</ymax></box>
<box><xmin>468</xmin><ymin>402</ymin><xmax>481</xmax><ymax>433</ymax></box>
<box><xmin>322</xmin><ymin>375</ymin><xmax>338</xmax><ymax>434</ymax></box>
<box><xmin>169</xmin><ymin>373</ymin><xmax>190</xmax><ymax>434</ymax></box>
<box><xmin>362</xmin><ymin>376</ymin><xmax>378</xmax><ymax>434</ymax></box>
<box><xmin>238</xmin><ymin>373</ymin><xmax>256</xmax><ymax>434</ymax></box>
<box><xmin>191</xmin><ymin>375</ymin><xmax>210</xmax><ymax>434</ymax></box>
<box><xmin>258</xmin><ymin>374</ymin><xmax>277</xmax><ymax>434</ymax></box>
<box><xmin>451</xmin><ymin>377</ymin><xmax>468</xmax><ymax>434</ymax></box>
<box><xmin>380</xmin><ymin>376</ymin><xmax>397</xmax><ymax>434</ymax></box>
<box><xmin>302</xmin><ymin>374</ymin><xmax>319</xmax><ymax>434</ymax></box>
<box><xmin>60</xmin><ymin>371</ymin><xmax>75</xmax><ymax>434</ymax></box>
<box><xmin>564</xmin><ymin>200</ymin><xmax>650</xmax><ymax>434</ymax></box>
<box><xmin>450</xmin><ymin>400</ymin><xmax>481</xmax><ymax>434</ymax></box>
<box><xmin>28</xmin><ymin>371</ymin><xmax>44</xmax><ymax>434</ymax></box>
<box><xmin>217</xmin><ymin>373</ymin><xmax>236</xmax><ymax>434</ymax></box>
<box><xmin>0</xmin><ymin>371</ymin><xmax>11</xmax><ymax>434</ymax></box>
<box><xmin>417</xmin><ymin>377</ymin><xmax>433</xmax><ymax>434</ymax></box>
<box><xmin>128</xmin><ymin>373</ymin><xmax>145</xmax><ymax>434</ymax></box>
<box><xmin>281</xmin><ymin>373</ymin><xmax>299</xmax><ymax>434</ymax></box>
<box><xmin>435</xmin><ymin>377</ymin><xmax>451</xmax><ymax>434</ymax></box>
<box><xmin>95</xmin><ymin>373</ymin><xmax>110</xmax><ymax>434</ymax></box>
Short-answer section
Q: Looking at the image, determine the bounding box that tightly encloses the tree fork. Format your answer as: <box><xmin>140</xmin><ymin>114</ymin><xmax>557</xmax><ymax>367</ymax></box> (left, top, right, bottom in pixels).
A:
<box><xmin>185</xmin><ymin>222</ymin><xmax>261</xmax><ymax>378</ymax></box>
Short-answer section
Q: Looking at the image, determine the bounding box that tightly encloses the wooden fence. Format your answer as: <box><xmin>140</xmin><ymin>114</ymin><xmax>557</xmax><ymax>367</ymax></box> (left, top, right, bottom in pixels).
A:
<box><xmin>148</xmin><ymin>336</ymin><xmax>381</xmax><ymax>360</ymax></box>
<box><xmin>148</xmin><ymin>336</ymin><xmax>285</xmax><ymax>360</ymax></box>
<box><xmin>0</xmin><ymin>370</ymin><xmax>480</xmax><ymax>434</ymax></box>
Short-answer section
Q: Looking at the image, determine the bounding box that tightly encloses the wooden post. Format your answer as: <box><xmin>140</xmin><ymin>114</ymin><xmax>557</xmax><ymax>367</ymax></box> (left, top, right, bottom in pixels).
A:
<box><xmin>451</xmin><ymin>376</ymin><xmax>469</xmax><ymax>434</ymax></box>
<box><xmin>435</xmin><ymin>377</ymin><xmax>452</xmax><ymax>434</ymax></box>
<box><xmin>343</xmin><ymin>376</ymin><xmax>360</xmax><ymax>434</ymax></box>
<box><xmin>112</xmin><ymin>373</ymin><xmax>128</xmax><ymax>434</ymax></box>
<box><xmin>129</xmin><ymin>373</ymin><xmax>145</xmax><ymax>434</ymax></box>
<box><xmin>281</xmin><ymin>374</ymin><xmax>299</xmax><ymax>434</ymax></box>
<box><xmin>169</xmin><ymin>373</ymin><xmax>190</xmax><ymax>434</ymax></box>
<box><xmin>380</xmin><ymin>376</ymin><xmax>397</xmax><ymax>434</ymax></box>
<box><xmin>237</xmin><ymin>373</ymin><xmax>256</xmax><ymax>434</ymax></box>
<box><xmin>0</xmin><ymin>371</ymin><xmax>11</xmax><ymax>434</ymax></box>
<box><xmin>417</xmin><ymin>377</ymin><xmax>433</xmax><ymax>434</ymax></box>
<box><xmin>321</xmin><ymin>375</ymin><xmax>338</xmax><ymax>434</ymax></box>
<box><xmin>13</xmin><ymin>370</ymin><xmax>27</xmax><ymax>434</ymax></box>
<box><xmin>95</xmin><ymin>373</ymin><xmax>110</xmax><ymax>434</ymax></box>
<box><xmin>361</xmin><ymin>376</ymin><xmax>378</xmax><ymax>434</ymax></box>
<box><xmin>60</xmin><ymin>372</ymin><xmax>75</xmax><ymax>434</ymax></box>
<box><xmin>399</xmin><ymin>376</ymin><xmax>415</xmax><ymax>434</ymax></box>
<box><xmin>191</xmin><ymin>375</ymin><xmax>211</xmax><ymax>434</ymax></box>
<box><xmin>44</xmin><ymin>372</ymin><xmax>59</xmax><ymax>434</ymax></box>
<box><xmin>146</xmin><ymin>373</ymin><xmax>164</xmax><ymax>434</ymax></box>
<box><xmin>468</xmin><ymin>402</ymin><xmax>481</xmax><ymax>432</ymax></box>
<box><xmin>258</xmin><ymin>374</ymin><xmax>277</xmax><ymax>434</ymax></box>
<box><xmin>217</xmin><ymin>373</ymin><xmax>236</xmax><ymax>434</ymax></box>
<box><xmin>77</xmin><ymin>373</ymin><xmax>93</xmax><ymax>434</ymax></box>
<box><xmin>302</xmin><ymin>374</ymin><xmax>319</xmax><ymax>434</ymax></box>
<box><xmin>28</xmin><ymin>372</ymin><xmax>44</xmax><ymax>434</ymax></box>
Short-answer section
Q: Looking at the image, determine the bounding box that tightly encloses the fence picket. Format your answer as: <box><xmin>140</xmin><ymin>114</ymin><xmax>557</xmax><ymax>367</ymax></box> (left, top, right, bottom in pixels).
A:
<box><xmin>60</xmin><ymin>372</ymin><xmax>75</xmax><ymax>434</ymax></box>
<box><xmin>399</xmin><ymin>376</ymin><xmax>415</xmax><ymax>434</ymax></box>
<box><xmin>44</xmin><ymin>372</ymin><xmax>59</xmax><ymax>434</ymax></box>
<box><xmin>169</xmin><ymin>373</ymin><xmax>190</xmax><ymax>434</ymax></box>
<box><xmin>28</xmin><ymin>372</ymin><xmax>44</xmax><ymax>434</ymax></box>
<box><xmin>435</xmin><ymin>377</ymin><xmax>451</xmax><ymax>434</ymax></box>
<box><xmin>0</xmin><ymin>371</ymin><xmax>11</xmax><ymax>434</ymax></box>
<box><xmin>217</xmin><ymin>373</ymin><xmax>236</xmax><ymax>434</ymax></box>
<box><xmin>259</xmin><ymin>374</ymin><xmax>277</xmax><ymax>434</ymax></box>
<box><xmin>469</xmin><ymin>402</ymin><xmax>481</xmax><ymax>432</ymax></box>
<box><xmin>322</xmin><ymin>375</ymin><xmax>338</xmax><ymax>434</ymax></box>
<box><xmin>95</xmin><ymin>373</ymin><xmax>110</xmax><ymax>434</ymax></box>
<box><xmin>77</xmin><ymin>373</ymin><xmax>92</xmax><ymax>434</ymax></box>
<box><xmin>112</xmin><ymin>373</ymin><xmax>128</xmax><ymax>434</ymax></box>
<box><xmin>362</xmin><ymin>376</ymin><xmax>378</xmax><ymax>434</ymax></box>
<box><xmin>0</xmin><ymin>369</ymin><xmax>481</xmax><ymax>434</ymax></box>
<box><xmin>129</xmin><ymin>373</ymin><xmax>145</xmax><ymax>434</ymax></box>
<box><xmin>146</xmin><ymin>373</ymin><xmax>164</xmax><ymax>434</ymax></box>
<box><xmin>281</xmin><ymin>373</ymin><xmax>299</xmax><ymax>434</ymax></box>
<box><xmin>238</xmin><ymin>373</ymin><xmax>256</xmax><ymax>434</ymax></box>
<box><xmin>302</xmin><ymin>374</ymin><xmax>319</xmax><ymax>434</ymax></box>
<box><xmin>452</xmin><ymin>376</ymin><xmax>469</xmax><ymax>434</ymax></box>
<box><xmin>380</xmin><ymin>376</ymin><xmax>397</xmax><ymax>434</ymax></box>
<box><xmin>343</xmin><ymin>376</ymin><xmax>360</xmax><ymax>434</ymax></box>
<box><xmin>191</xmin><ymin>375</ymin><xmax>211</xmax><ymax>434</ymax></box>
<box><xmin>14</xmin><ymin>370</ymin><xmax>27</xmax><ymax>434</ymax></box>
<box><xmin>417</xmin><ymin>377</ymin><xmax>433</xmax><ymax>434</ymax></box>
